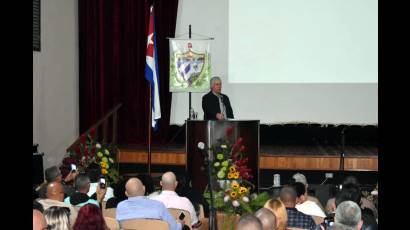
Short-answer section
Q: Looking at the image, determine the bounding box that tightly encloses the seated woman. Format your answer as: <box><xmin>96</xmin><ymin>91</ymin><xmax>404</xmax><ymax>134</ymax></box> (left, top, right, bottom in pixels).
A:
<box><xmin>73</xmin><ymin>204</ymin><xmax>109</xmax><ymax>230</ymax></box>
<box><xmin>264</xmin><ymin>198</ymin><xmax>288</xmax><ymax>230</ymax></box>
<box><xmin>44</xmin><ymin>206</ymin><xmax>71</xmax><ymax>230</ymax></box>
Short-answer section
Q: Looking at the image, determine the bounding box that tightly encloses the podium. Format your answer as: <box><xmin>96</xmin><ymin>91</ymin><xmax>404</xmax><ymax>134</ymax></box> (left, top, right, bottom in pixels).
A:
<box><xmin>186</xmin><ymin>120</ymin><xmax>260</xmax><ymax>193</ymax></box>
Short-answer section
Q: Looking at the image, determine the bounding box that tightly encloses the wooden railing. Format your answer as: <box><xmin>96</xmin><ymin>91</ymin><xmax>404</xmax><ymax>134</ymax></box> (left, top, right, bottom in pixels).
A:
<box><xmin>66</xmin><ymin>103</ymin><xmax>122</xmax><ymax>152</ymax></box>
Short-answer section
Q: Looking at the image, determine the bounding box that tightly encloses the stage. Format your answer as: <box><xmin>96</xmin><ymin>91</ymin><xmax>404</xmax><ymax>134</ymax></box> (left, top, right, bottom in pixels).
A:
<box><xmin>117</xmin><ymin>144</ymin><xmax>378</xmax><ymax>171</ymax></box>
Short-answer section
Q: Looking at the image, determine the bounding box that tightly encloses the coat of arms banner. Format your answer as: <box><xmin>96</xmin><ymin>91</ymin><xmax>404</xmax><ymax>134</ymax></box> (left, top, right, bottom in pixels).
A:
<box><xmin>169</xmin><ymin>39</ymin><xmax>211</xmax><ymax>92</ymax></box>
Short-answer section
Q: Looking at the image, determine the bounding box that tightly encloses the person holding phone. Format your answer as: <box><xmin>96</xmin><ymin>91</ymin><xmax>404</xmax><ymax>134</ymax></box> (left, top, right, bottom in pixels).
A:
<box><xmin>85</xmin><ymin>163</ymin><xmax>114</xmax><ymax>202</ymax></box>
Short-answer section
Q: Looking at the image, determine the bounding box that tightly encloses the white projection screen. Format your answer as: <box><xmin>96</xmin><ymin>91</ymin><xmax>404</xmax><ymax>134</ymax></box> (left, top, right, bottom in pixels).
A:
<box><xmin>171</xmin><ymin>0</ymin><xmax>378</xmax><ymax>125</ymax></box>
<box><xmin>228</xmin><ymin>0</ymin><xmax>378</xmax><ymax>83</ymax></box>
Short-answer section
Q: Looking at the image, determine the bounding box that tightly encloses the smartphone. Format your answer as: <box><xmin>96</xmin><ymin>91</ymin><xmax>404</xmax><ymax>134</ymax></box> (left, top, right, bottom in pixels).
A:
<box><xmin>178</xmin><ymin>212</ymin><xmax>185</xmax><ymax>220</ymax></box>
<box><xmin>70</xmin><ymin>164</ymin><xmax>77</xmax><ymax>172</ymax></box>
<box><xmin>99</xmin><ymin>178</ymin><xmax>106</xmax><ymax>189</ymax></box>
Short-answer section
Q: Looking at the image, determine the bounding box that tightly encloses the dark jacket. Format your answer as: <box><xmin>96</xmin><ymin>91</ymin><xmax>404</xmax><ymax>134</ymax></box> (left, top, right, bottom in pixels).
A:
<box><xmin>202</xmin><ymin>91</ymin><xmax>234</xmax><ymax>120</ymax></box>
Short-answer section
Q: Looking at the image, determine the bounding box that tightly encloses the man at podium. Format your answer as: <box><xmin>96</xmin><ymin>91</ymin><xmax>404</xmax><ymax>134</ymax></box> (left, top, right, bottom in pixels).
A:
<box><xmin>202</xmin><ymin>76</ymin><xmax>234</xmax><ymax>120</ymax></box>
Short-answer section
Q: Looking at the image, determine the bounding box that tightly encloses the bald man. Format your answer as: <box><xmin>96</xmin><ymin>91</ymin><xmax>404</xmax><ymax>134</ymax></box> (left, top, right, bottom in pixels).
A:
<box><xmin>255</xmin><ymin>208</ymin><xmax>276</xmax><ymax>230</ymax></box>
<box><xmin>280</xmin><ymin>186</ymin><xmax>317</xmax><ymax>230</ymax></box>
<box><xmin>151</xmin><ymin>172</ymin><xmax>200</xmax><ymax>228</ymax></box>
<box><xmin>33</xmin><ymin>210</ymin><xmax>47</xmax><ymax>230</ymax></box>
<box><xmin>37</xmin><ymin>182</ymin><xmax>78</xmax><ymax>225</ymax></box>
<box><xmin>116</xmin><ymin>177</ymin><xmax>183</xmax><ymax>230</ymax></box>
<box><xmin>236</xmin><ymin>214</ymin><xmax>263</xmax><ymax>230</ymax></box>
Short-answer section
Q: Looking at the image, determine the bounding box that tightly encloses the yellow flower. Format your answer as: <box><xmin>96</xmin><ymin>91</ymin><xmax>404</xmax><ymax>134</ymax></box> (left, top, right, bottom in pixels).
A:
<box><xmin>101</xmin><ymin>168</ymin><xmax>108</xmax><ymax>174</ymax></box>
<box><xmin>229</xmin><ymin>166</ymin><xmax>236</xmax><ymax>173</ymax></box>
<box><xmin>233</xmin><ymin>172</ymin><xmax>240</xmax><ymax>179</ymax></box>
<box><xmin>100</xmin><ymin>162</ymin><xmax>107</xmax><ymax>168</ymax></box>
<box><xmin>231</xmin><ymin>181</ymin><xmax>240</xmax><ymax>189</ymax></box>
<box><xmin>230</xmin><ymin>191</ymin><xmax>237</xmax><ymax>199</ymax></box>
<box><xmin>239</xmin><ymin>187</ymin><xmax>248</xmax><ymax>194</ymax></box>
<box><xmin>227</xmin><ymin>172</ymin><xmax>234</xmax><ymax>179</ymax></box>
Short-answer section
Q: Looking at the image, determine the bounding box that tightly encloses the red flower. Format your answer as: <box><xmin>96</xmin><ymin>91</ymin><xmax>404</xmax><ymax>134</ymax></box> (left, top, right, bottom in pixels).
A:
<box><xmin>235</xmin><ymin>137</ymin><xmax>243</xmax><ymax>145</ymax></box>
<box><xmin>226</xmin><ymin>127</ymin><xmax>234</xmax><ymax>137</ymax></box>
<box><xmin>80</xmin><ymin>134</ymin><xmax>87</xmax><ymax>145</ymax></box>
<box><xmin>75</xmin><ymin>146</ymin><xmax>81</xmax><ymax>155</ymax></box>
<box><xmin>90</xmin><ymin>147</ymin><xmax>96</xmax><ymax>157</ymax></box>
<box><xmin>239</xmin><ymin>145</ymin><xmax>245</xmax><ymax>152</ymax></box>
<box><xmin>89</xmin><ymin>128</ymin><xmax>96</xmax><ymax>138</ymax></box>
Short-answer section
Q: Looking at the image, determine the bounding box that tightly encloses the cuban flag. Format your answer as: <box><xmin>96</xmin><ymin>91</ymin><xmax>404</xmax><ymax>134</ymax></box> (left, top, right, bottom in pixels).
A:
<box><xmin>145</xmin><ymin>5</ymin><xmax>161</xmax><ymax>130</ymax></box>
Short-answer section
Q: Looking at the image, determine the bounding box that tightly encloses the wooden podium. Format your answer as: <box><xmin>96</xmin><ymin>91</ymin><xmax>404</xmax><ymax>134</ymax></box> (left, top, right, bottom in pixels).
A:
<box><xmin>186</xmin><ymin>120</ymin><xmax>260</xmax><ymax>193</ymax></box>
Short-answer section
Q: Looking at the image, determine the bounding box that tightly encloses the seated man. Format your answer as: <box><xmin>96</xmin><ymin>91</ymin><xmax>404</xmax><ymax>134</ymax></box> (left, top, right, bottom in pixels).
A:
<box><xmin>254</xmin><ymin>208</ymin><xmax>276</xmax><ymax>230</ymax></box>
<box><xmin>335</xmin><ymin>201</ymin><xmax>363</xmax><ymax>230</ymax></box>
<box><xmin>292</xmin><ymin>182</ymin><xmax>326</xmax><ymax>225</ymax></box>
<box><xmin>151</xmin><ymin>172</ymin><xmax>200</xmax><ymax>228</ymax></box>
<box><xmin>64</xmin><ymin>173</ymin><xmax>106</xmax><ymax>208</ymax></box>
<box><xmin>280</xmin><ymin>185</ymin><xmax>317</xmax><ymax>230</ymax></box>
<box><xmin>236</xmin><ymin>214</ymin><xmax>263</xmax><ymax>230</ymax></box>
<box><xmin>116</xmin><ymin>177</ymin><xmax>183</xmax><ymax>230</ymax></box>
<box><xmin>37</xmin><ymin>182</ymin><xmax>78</xmax><ymax>225</ymax></box>
<box><xmin>37</xmin><ymin>166</ymin><xmax>76</xmax><ymax>198</ymax></box>
<box><xmin>292</xmin><ymin>173</ymin><xmax>325</xmax><ymax>212</ymax></box>
<box><xmin>325</xmin><ymin>176</ymin><xmax>378</xmax><ymax>219</ymax></box>
<box><xmin>85</xmin><ymin>163</ymin><xmax>114</xmax><ymax>201</ymax></box>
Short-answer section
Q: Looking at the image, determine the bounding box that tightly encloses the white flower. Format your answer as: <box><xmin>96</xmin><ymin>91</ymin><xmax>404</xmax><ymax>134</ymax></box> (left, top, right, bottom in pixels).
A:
<box><xmin>251</xmin><ymin>193</ymin><xmax>258</xmax><ymax>200</ymax></box>
<box><xmin>221</xmin><ymin>144</ymin><xmax>227</xmax><ymax>149</ymax></box>
<box><xmin>214</xmin><ymin>162</ymin><xmax>220</xmax><ymax>167</ymax></box>
<box><xmin>96</xmin><ymin>143</ymin><xmax>101</xmax><ymax>149</ymax></box>
<box><xmin>224</xmin><ymin>195</ymin><xmax>230</xmax><ymax>202</ymax></box>
<box><xmin>232</xmin><ymin>200</ymin><xmax>240</xmax><ymax>207</ymax></box>
<box><xmin>109</xmin><ymin>158</ymin><xmax>114</xmax><ymax>163</ymax></box>
<box><xmin>242</xmin><ymin>196</ymin><xmax>250</xmax><ymax>203</ymax></box>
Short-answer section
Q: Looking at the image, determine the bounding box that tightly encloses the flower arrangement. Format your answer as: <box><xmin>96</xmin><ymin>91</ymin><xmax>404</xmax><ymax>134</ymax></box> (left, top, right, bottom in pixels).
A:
<box><xmin>61</xmin><ymin>128</ymin><xmax>120</xmax><ymax>185</ymax></box>
<box><xmin>204</xmin><ymin>127</ymin><xmax>269</xmax><ymax>219</ymax></box>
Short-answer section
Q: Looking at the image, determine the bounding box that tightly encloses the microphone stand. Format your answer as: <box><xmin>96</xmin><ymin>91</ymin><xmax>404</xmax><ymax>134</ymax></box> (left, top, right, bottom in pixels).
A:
<box><xmin>339</xmin><ymin>126</ymin><xmax>347</xmax><ymax>171</ymax></box>
<box><xmin>201</xmin><ymin>146</ymin><xmax>216</xmax><ymax>230</ymax></box>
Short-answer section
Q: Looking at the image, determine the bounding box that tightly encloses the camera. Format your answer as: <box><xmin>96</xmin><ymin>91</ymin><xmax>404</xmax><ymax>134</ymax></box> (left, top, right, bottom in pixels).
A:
<box><xmin>321</xmin><ymin>215</ymin><xmax>335</xmax><ymax>229</ymax></box>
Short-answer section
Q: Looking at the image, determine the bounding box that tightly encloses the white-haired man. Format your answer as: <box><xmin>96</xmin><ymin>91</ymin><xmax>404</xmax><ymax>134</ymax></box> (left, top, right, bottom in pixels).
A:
<box><xmin>151</xmin><ymin>171</ymin><xmax>200</xmax><ymax>228</ymax></box>
<box><xmin>335</xmin><ymin>201</ymin><xmax>363</xmax><ymax>230</ymax></box>
<box><xmin>202</xmin><ymin>76</ymin><xmax>234</xmax><ymax>120</ymax></box>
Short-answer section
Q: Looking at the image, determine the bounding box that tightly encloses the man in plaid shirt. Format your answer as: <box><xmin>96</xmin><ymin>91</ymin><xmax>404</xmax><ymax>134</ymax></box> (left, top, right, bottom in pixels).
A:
<box><xmin>280</xmin><ymin>185</ymin><xmax>317</xmax><ymax>230</ymax></box>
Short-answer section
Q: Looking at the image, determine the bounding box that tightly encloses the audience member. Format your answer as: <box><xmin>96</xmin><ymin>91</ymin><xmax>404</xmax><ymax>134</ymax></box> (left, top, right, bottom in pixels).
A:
<box><xmin>176</xmin><ymin>173</ymin><xmax>210</xmax><ymax>218</ymax></box>
<box><xmin>37</xmin><ymin>182</ymin><xmax>78</xmax><ymax>225</ymax></box>
<box><xmin>151</xmin><ymin>171</ymin><xmax>200</xmax><ymax>228</ymax></box>
<box><xmin>334</xmin><ymin>201</ymin><xmax>363</xmax><ymax>230</ymax></box>
<box><xmin>64</xmin><ymin>173</ymin><xmax>106</xmax><ymax>207</ymax></box>
<box><xmin>37</xmin><ymin>166</ymin><xmax>76</xmax><ymax>198</ymax></box>
<box><xmin>136</xmin><ymin>173</ymin><xmax>156</xmax><ymax>196</ymax></box>
<box><xmin>73</xmin><ymin>203</ymin><xmax>109</xmax><ymax>230</ymax></box>
<box><xmin>292</xmin><ymin>181</ymin><xmax>326</xmax><ymax>224</ymax></box>
<box><xmin>330</xmin><ymin>222</ymin><xmax>355</xmax><ymax>230</ymax></box>
<box><xmin>105</xmin><ymin>178</ymin><xmax>127</xmax><ymax>209</ymax></box>
<box><xmin>334</xmin><ymin>184</ymin><xmax>377</xmax><ymax>230</ymax></box>
<box><xmin>255</xmin><ymin>207</ymin><xmax>276</xmax><ymax>230</ymax></box>
<box><xmin>86</xmin><ymin>163</ymin><xmax>114</xmax><ymax>202</ymax></box>
<box><xmin>292</xmin><ymin>172</ymin><xmax>325</xmax><ymax>212</ymax></box>
<box><xmin>280</xmin><ymin>185</ymin><xmax>317</xmax><ymax>230</ymax></box>
<box><xmin>33</xmin><ymin>209</ymin><xmax>48</xmax><ymax>230</ymax></box>
<box><xmin>264</xmin><ymin>198</ymin><xmax>288</xmax><ymax>230</ymax></box>
<box><xmin>44</xmin><ymin>206</ymin><xmax>71</xmax><ymax>230</ymax></box>
<box><xmin>116</xmin><ymin>177</ymin><xmax>183</xmax><ymax>230</ymax></box>
<box><xmin>236</xmin><ymin>214</ymin><xmax>263</xmax><ymax>230</ymax></box>
<box><xmin>325</xmin><ymin>176</ymin><xmax>377</xmax><ymax>219</ymax></box>
<box><xmin>33</xmin><ymin>200</ymin><xmax>44</xmax><ymax>213</ymax></box>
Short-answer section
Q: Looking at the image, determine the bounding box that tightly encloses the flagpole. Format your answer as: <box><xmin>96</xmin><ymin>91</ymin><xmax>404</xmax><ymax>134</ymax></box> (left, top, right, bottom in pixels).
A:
<box><xmin>148</xmin><ymin>84</ymin><xmax>152</xmax><ymax>176</ymax></box>
<box><xmin>188</xmin><ymin>24</ymin><xmax>192</xmax><ymax>120</ymax></box>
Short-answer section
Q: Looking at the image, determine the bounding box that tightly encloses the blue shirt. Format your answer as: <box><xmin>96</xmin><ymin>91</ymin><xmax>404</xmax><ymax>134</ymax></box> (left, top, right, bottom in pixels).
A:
<box><xmin>116</xmin><ymin>196</ymin><xmax>181</xmax><ymax>230</ymax></box>
<box><xmin>286</xmin><ymin>207</ymin><xmax>317</xmax><ymax>230</ymax></box>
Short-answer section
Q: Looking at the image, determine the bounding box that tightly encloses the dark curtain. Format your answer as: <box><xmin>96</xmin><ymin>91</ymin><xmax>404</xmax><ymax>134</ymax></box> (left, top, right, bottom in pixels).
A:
<box><xmin>79</xmin><ymin>0</ymin><xmax>179</xmax><ymax>145</ymax></box>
